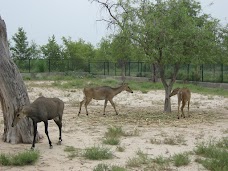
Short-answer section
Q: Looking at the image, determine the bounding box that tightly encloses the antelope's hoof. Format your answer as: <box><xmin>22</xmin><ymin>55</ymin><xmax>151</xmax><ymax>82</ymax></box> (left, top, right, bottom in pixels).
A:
<box><xmin>49</xmin><ymin>145</ymin><xmax>53</xmax><ymax>149</ymax></box>
<box><xmin>57</xmin><ymin>141</ymin><xmax>62</xmax><ymax>145</ymax></box>
<box><xmin>30</xmin><ymin>146</ymin><xmax>35</xmax><ymax>150</ymax></box>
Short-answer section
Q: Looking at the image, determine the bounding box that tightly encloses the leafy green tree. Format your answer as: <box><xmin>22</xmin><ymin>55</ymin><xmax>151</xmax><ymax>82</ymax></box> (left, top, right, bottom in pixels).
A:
<box><xmin>41</xmin><ymin>35</ymin><xmax>63</xmax><ymax>71</ymax></box>
<box><xmin>62</xmin><ymin>37</ymin><xmax>95</xmax><ymax>71</ymax></box>
<box><xmin>10</xmin><ymin>27</ymin><xmax>32</xmax><ymax>59</ymax></box>
<box><xmin>41</xmin><ymin>35</ymin><xmax>62</xmax><ymax>59</ymax></box>
<box><xmin>96</xmin><ymin>37</ymin><xmax>113</xmax><ymax>60</ymax></box>
<box><xmin>93</xmin><ymin>0</ymin><xmax>221</xmax><ymax>112</ymax></box>
<box><xmin>29</xmin><ymin>41</ymin><xmax>41</xmax><ymax>59</ymax></box>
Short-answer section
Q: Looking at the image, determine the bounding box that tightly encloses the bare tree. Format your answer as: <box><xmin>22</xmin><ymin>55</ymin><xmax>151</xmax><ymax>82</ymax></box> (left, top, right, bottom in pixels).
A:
<box><xmin>0</xmin><ymin>16</ymin><xmax>35</xmax><ymax>144</ymax></box>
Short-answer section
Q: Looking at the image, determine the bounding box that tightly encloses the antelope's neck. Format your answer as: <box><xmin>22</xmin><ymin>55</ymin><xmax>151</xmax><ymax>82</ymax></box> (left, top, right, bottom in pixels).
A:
<box><xmin>112</xmin><ymin>86</ymin><xmax>124</xmax><ymax>96</ymax></box>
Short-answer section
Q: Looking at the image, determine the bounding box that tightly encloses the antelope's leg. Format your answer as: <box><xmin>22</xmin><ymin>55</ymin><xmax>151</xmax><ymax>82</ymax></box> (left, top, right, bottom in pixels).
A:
<box><xmin>104</xmin><ymin>99</ymin><xmax>108</xmax><ymax>115</ymax></box>
<box><xmin>109</xmin><ymin>99</ymin><xmax>118</xmax><ymax>115</ymax></box>
<box><xmin>188</xmin><ymin>100</ymin><xmax>190</xmax><ymax>117</ymax></box>
<box><xmin>85</xmin><ymin>98</ymin><xmax>92</xmax><ymax>115</ymax></box>
<box><xmin>177</xmin><ymin>99</ymin><xmax>181</xmax><ymax>119</ymax></box>
<box><xmin>78</xmin><ymin>99</ymin><xmax>84</xmax><ymax>116</ymax></box>
<box><xmin>181</xmin><ymin>101</ymin><xmax>186</xmax><ymax>118</ymax></box>
<box><xmin>31</xmin><ymin>120</ymin><xmax>37</xmax><ymax>149</ymax></box>
<box><xmin>44</xmin><ymin>121</ymin><xmax>52</xmax><ymax>148</ymax></box>
<box><xmin>54</xmin><ymin>118</ymin><xmax>62</xmax><ymax>145</ymax></box>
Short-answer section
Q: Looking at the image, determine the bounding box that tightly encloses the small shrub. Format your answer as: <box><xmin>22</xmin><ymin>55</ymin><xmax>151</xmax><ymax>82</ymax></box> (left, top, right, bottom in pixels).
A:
<box><xmin>111</xmin><ymin>165</ymin><xmax>127</xmax><ymax>171</ymax></box>
<box><xmin>64</xmin><ymin>146</ymin><xmax>82</xmax><ymax>160</ymax></box>
<box><xmin>93</xmin><ymin>163</ymin><xmax>126</xmax><ymax>171</ymax></box>
<box><xmin>195</xmin><ymin>140</ymin><xmax>228</xmax><ymax>171</ymax></box>
<box><xmin>83</xmin><ymin>146</ymin><xmax>113</xmax><ymax>160</ymax></box>
<box><xmin>103</xmin><ymin>137</ymin><xmax>120</xmax><ymax>145</ymax></box>
<box><xmin>153</xmin><ymin>155</ymin><xmax>170</xmax><ymax>166</ymax></box>
<box><xmin>93</xmin><ymin>163</ymin><xmax>109</xmax><ymax>171</ymax></box>
<box><xmin>105</xmin><ymin>126</ymin><xmax>124</xmax><ymax>138</ymax></box>
<box><xmin>0</xmin><ymin>150</ymin><xmax>39</xmax><ymax>166</ymax></box>
<box><xmin>216</xmin><ymin>137</ymin><xmax>228</xmax><ymax>149</ymax></box>
<box><xmin>126</xmin><ymin>150</ymin><xmax>150</xmax><ymax>167</ymax></box>
<box><xmin>172</xmin><ymin>153</ymin><xmax>190</xmax><ymax>167</ymax></box>
<box><xmin>64</xmin><ymin>146</ymin><xmax>77</xmax><ymax>152</ymax></box>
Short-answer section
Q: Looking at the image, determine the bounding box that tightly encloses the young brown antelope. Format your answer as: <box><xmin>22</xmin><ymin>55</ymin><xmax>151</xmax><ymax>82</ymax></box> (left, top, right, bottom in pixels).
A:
<box><xmin>12</xmin><ymin>96</ymin><xmax>64</xmax><ymax>149</ymax></box>
<box><xmin>169</xmin><ymin>87</ymin><xmax>191</xmax><ymax>119</ymax></box>
<box><xmin>78</xmin><ymin>83</ymin><xmax>133</xmax><ymax>116</ymax></box>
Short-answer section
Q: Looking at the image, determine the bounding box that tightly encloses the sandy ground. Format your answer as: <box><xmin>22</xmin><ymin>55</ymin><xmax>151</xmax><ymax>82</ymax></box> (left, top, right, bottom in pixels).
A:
<box><xmin>0</xmin><ymin>81</ymin><xmax>228</xmax><ymax>171</ymax></box>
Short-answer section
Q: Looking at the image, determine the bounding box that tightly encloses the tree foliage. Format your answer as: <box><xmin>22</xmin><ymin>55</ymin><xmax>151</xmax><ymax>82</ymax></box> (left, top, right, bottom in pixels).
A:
<box><xmin>10</xmin><ymin>27</ymin><xmax>33</xmax><ymax>59</ymax></box>
<box><xmin>92</xmin><ymin>0</ymin><xmax>223</xmax><ymax>112</ymax></box>
<box><xmin>41</xmin><ymin>35</ymin><xmax>62</xmax><ymax>59</ymax></box>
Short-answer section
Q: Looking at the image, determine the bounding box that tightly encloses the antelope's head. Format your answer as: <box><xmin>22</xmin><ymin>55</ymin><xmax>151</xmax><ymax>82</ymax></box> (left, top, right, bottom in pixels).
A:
<box><xmin>12</xmin><ymin>107</ymin><xmax>29</xmax><ymax>127</ymax></box>
<box><xmin>169</xmin><ymin>88</ymin><xmax>180</xmax><ymax>97</ymax></box>
<box><xmin>122</xmin><ymin>83</ymin><xmax>133</xmax><ymax>93</ymax></box>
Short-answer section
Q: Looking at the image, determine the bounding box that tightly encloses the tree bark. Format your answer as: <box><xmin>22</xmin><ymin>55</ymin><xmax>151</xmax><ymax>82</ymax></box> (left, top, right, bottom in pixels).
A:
<box><xmin>158</xmin><ymin>63</ymin><xmax>180</xmax><ymax>113</ymax></box>
<box><xmin>0</xmin><ymin>17</ymin><xmax>34</xmax><ymax>144</ymax></box>
<box><xmin>151</xmin><ymin>63</ymin><xmax>158</xmax><ymax>82</ymax></box>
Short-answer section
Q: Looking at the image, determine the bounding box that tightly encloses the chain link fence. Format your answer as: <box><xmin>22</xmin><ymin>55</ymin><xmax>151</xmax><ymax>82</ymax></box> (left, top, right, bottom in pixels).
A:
<box><xmin>14</xmin><ymin>59</ymin><xmax>227</xmax><ymax>83</ymax></box>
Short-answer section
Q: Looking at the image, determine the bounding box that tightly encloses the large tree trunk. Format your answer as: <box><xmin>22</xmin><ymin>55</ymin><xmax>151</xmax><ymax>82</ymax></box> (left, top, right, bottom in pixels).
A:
<box><xmin>151</xmin><ymin>63</ymin><xmax>158</xmax><ymax>82</ymax></box>
<box><xmin>0</xmin><ymin>17</ymin><xmax>34</xmax><ymax>144</ymax></box>
<box><xmin>158</xmin><ymin>63</ymin><xmax>180</xmax><ymax>113</ymax></box>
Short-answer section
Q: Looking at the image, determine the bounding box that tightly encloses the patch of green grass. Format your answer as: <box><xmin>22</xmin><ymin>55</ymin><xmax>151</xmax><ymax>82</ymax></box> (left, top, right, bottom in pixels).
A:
<box><xmin>105</xmin><ymin>126</ymin><xmax>124</xmax><ymax>138</ymax></box>
<box><xmin>126</xmin><ymin>150</ymin><xmax>150</xmax><ymax>167</ymax></box>
<box><xmin>64</xmin><ymin>146</ymin><xmax>82</xmax><ymax>160</ymax></box>
<box><xmin>216</xmin><ymin>137</ymin><xmax>228</xmax><ymax>149</ymax></box>
<box><xmin>83</xmin><ymin>146</ymin><xmax>113</xmax><ymax>160</ymax></box>
<box><xmin>175</xmin><ymin>82</ymin><xmax>228</xmax><ymax>97</ymax></box>
<box><xmin>103</xmin><ymin>137</ymin><xmax>120</xmax><ymax>145</ymax></box>
<box><xmin>0</xmin><ymin>150</ymin><xmax>39</xmax><ymax>166</ymax></box>
<box><xmin>25</xmin><ymin>76</ymin><xmax>228</xmax><ymax>97</ymax></box>
<box><xmin>153</xmin><ymin>155</ymin><xmax>170</xmax><ymax>166</ymax></box>
<box><xmin>195</xmin><ymin>138</ymin><xmax>228</xmax><ymax>171</ymax></box>
<box><xmin>172</xmin><ymin>153</ymin><xmax>190</xmax><ymax>167</ymax></box>
<box><xmin>93</xmin><ymin>163</ymin><xmax>127</xmax><ymax>171</ymax></box>
<box><xmin>64</xmin><ymin>146</ymin><xmax>77</xmax><ymax>152</ymax></box>
<box><xmin>93</xmin><ymin>163</ymin><xmax>109</xmax><ymax>171</ymax></box>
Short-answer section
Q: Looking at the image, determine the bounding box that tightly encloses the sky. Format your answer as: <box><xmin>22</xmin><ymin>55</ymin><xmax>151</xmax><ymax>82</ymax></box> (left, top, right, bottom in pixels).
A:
<box><xmin>0</xmin><ymin>0</ymin><xmax>228</xmax><ymax>47</ymax></box>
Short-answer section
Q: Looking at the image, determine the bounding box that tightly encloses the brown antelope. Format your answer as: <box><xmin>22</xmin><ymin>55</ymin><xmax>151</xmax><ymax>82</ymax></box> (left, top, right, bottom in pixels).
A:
<box><xmin>78</xmin><ymin>83</ymin><xmax>133</xmax><ymax>116</ymax></box>
<box><xmin>169</xmin><ymin>87</ymin><xmax>191</xmax><ymax>119</ymax></box>
<box><xmin>12</xmin><ymin>96</ymin><xmax>64</xmax><ymax>149</ymax></box>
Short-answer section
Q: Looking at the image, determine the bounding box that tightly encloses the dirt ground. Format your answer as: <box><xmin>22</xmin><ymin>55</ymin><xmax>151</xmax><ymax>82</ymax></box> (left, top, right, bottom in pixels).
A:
<box><xmin>0</xmin><ymin>81</ymin><xmax>228</xmax><ymax>171</ymax></box>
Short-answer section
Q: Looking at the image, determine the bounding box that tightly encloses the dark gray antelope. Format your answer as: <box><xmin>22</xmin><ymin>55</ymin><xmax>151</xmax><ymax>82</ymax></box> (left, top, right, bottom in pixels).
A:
<box><xmin>78</xmin><ymin>83</ymin><xmax>133</xmax><ymax>116</ymax></box>
<box><xmin>12</xmin><ymin>96</ymin><xmax>64</xmax><ymax>149</ymax></box>
<box><xmin>169</xmin><ymin>87</ymin><xmax>191</xmax><ymax>119</ymax></box>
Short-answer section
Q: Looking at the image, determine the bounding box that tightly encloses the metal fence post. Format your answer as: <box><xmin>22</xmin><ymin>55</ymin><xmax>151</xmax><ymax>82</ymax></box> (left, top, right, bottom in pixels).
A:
<box><xmin>104</xmin><ymin>62</ymin><xmax>106</xmax><ymax>75</ymax></box>
<box><xmin>28</xmin><ymin>59</ymin><xmax>31</xmax><ymax>73</ymax></box>
<box><xmin>221</xmin><ymin>64</ymin><xmax>223</xmax><ymax>83</ymax></box>
<box><xmin>129</xmin><ymin>62</ymin><xmax>130</xmax><ymax>76</ymax></box>
<box><xmin>115</xmin><ymin>63</ymin><xmax>116</xmax><ymax>76</ymax></box>
<box><xmin>107</xmin><ymin>61</ymin><xmax>109</xmax><ymax>75</ymax></box>
<box><xmin>201</xmin><ymin>64</ymin><xmax>204</xmax><ymax>82</ymax></box>
<box><xmin>187</xmin><ymin>64</ymin><xmax>190</xmax><ymax>81</ymax></box>
<box><xmin>48</xmin><ymin>58</ymin><xmax>51</xmax><ymax>72</ymax></box>
<box><xmin>88</xmin><ymin>61</ymin><xmax>90</xmax><ymax>73</ymax></box>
